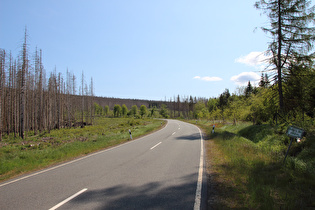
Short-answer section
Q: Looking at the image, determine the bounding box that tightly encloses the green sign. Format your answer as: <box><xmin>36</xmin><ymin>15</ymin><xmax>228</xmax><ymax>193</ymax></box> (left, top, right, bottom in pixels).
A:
<box><xmin>286</xmin><ymin>126</ymin><xmax>305</xmax><ymax>139</ymax></box>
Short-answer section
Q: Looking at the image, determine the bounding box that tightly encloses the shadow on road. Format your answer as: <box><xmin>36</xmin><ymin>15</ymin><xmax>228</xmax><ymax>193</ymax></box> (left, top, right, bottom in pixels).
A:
<box><xmin>67</xmin><ymin>174</ymin><xmax>198</xmax><ymax>210</ymax></box>
<box><xmin>175</xmin><ymin>133</ymin><xmax>201</xmax><ymax>141</ymax></box>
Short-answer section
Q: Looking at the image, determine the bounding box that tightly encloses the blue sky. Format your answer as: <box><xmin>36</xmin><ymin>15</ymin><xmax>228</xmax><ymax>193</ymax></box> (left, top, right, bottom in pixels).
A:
<box><xmin>1</xmin><ymin>0</ymin><xmax>276</xmax><ymax>100</ymax></box>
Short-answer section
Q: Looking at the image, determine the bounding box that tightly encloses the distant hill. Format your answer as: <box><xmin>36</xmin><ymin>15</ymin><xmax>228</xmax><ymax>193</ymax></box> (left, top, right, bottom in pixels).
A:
<box><xmin>92</xmin><ymin>96</ymin><xmax>170</xmax><ymax>109</ymax></box>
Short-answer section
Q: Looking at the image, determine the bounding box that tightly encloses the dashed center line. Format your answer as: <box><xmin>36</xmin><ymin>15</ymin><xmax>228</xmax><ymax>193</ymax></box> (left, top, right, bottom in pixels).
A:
<box><xmin>150</xmin><ymin>142</ymin><xmax>162</xmax><ymax>150</ymax></box>
<box><xmin>172</xmin><ymin>132</ymin><xmax>176</xmax><ymax>135</ymax></box>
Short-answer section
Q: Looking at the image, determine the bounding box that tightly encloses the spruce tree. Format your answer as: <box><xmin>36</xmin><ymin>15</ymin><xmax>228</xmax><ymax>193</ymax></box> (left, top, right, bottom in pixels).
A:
<box><xmin>264</xmin><ymin>73</ymin><xmax>270</xmax><ymax>87</ymax></box>
<box><xmin>255</xmin><ymin>0</ymin><xmax>315</xmax><ymax>113</ymax></box>
<box><xmin>259</xmin><ymin>73</ymin><xmax>270</xmax><ymax>88</ymax></box>
<box><xmin>259</xmin><ymin>73</ymin><xmax>266</xmax><ymax>88</ymax></box>
<box><xmin>245</xmin><ymin>81</ymin><xmax>254</xmax><ymax>98</ymax></box>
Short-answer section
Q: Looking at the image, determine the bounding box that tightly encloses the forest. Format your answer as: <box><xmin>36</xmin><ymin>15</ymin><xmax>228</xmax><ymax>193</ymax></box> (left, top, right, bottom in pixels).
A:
<box><xmin>0</xmin><ymin>31</ymin><xmax>95</xmax><ymax>140</ymax></box>
<box><xmin>1</xmin><ymin>0</ymin><xmax>315</xmax><ymax>140</ymax></box>
<box><xmin>0</xmin><ymin>30</ymin><xmax>202</xmax><ymax>140</ymax></box>
<box><xmin>0</xmin><ymin>32</ymin><xmax>315</xmax><ymax>141</ymax></box>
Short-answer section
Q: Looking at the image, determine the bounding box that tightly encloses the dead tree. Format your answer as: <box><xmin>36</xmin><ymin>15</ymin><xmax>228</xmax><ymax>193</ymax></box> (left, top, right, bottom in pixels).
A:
<box><xmin>19</xmin><ymin>29</ymin><xmax>28</xmax><ymax>139</ymax></box>
<box><xmin>0</xmin><ymin>49</ymin><xmax>5</xmax><ymax>141</ymax></box>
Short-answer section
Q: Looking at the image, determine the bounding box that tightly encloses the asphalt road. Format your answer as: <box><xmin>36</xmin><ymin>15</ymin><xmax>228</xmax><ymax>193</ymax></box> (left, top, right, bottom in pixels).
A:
<box><xmin>0</xmin><ymin>119</ymin><xmax>205</xmax><ymax>210</ymax></box>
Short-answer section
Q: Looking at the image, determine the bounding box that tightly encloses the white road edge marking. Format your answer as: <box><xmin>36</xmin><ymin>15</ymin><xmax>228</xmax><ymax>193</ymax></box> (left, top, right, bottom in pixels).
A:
<box><xmin>150</xmin><ymin>142</ymin><xmax>162</xmax><ymax>150</ymax></box>
<box><xmin>0</xmin><ymin>120</ymin><xmax>170</xmax><ymax>188</ymax></box>
<box><xmin>193</xmin><ymin>127</ymin><xmax>204</xmax><ymax>210</ymax></box>
<box><xmin>49</xmin><ymin>188</ymin><xmax>87</xmax><ymax>210</ymax></box>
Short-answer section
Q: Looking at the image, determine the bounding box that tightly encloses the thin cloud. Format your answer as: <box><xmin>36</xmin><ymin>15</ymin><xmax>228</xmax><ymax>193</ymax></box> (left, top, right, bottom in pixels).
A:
<box><xmin>235</xmin><ymin>51</ymin><xmax>270</xmax><ymax>69</ymax></box>
<box><xmin>193</xmin><ymin>76</ymin><xmax>222</xmax><ymax>82</ymax></box>
<box><xmin>230</xmin><ymin>72</ymin><xmax>260</xmax><ymax>86</ymax></box>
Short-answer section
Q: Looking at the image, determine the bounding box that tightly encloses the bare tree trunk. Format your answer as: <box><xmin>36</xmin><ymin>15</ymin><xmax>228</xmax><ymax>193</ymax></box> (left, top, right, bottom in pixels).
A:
<box><xmin>38</xmin><ymin>50</ymin><xmax>43</xmax><ymax>133</ymax></box>
<box><xmin>57</xmin><ymin>73</ymin><xmax>61</xmax><ymax>129</ymax></box>
<box><xmin>0</xmin><ymin>49</ymin><xmax>5</xmax><ymax>141</ymax></box>
<box><xmin>26</xmin><ymin>65</ymin><xmax>34</xmax><ymax>134</ymax></box>
<box><xmin>47</xmin><ymin>90</ymin><xmax>51</xmax><ymax>133</ymax></box>
<box><xmin>1</xmin><ymin>33</ymin><xmax>99</xmax><ymax>135</ymax></box>
<box><xmin>20</xmin><ymin>66</ymin><xmax>25</xmax><ymax>138</ymax></box>
<box><xmin>277</xmin><ymin>0</ymin><xmax>284</xmax><ymax>113</ymax></box>
<box><xmin>81</xmin><ymin>71</ymin><xmax>84</xmax><ymax>125</ymax></box>
<box><xmin>14</xmin><ymin>60</ymin><xmax>18</xmax><ymax>137</ymax></box>
<box><xmin>19</xmin><ymin>29</ymin><xmax>28</xmax><ymax>139</ymax></box>
<box><xmin>60</xmin><ymin>75</ymin><xmax>64</xmax><ymax>128</ymax></box>
<box><xmin>177</xmin><ymin>95</ymin><xmax>180</xmax><ymax>118</ymax></box>
<box><xmin>8</xmin><ymin>52</ymin><xmax>13</xmax><ymax>135</ymax></box>
<box><xmin>90</xmin><ymin>78</ymin><xmax>94</xmax><ymax>125</ymax></box>
<box><xmin>173</xmin><ymin>96</ymin><xmax>176</xmax><ymax>118</ymax></box>
<box><xmin>34</xmin><ymin>48</ymin><xmax>39</xmax><ymax>135</ymax></box>
<box><xmin>66</xmin><ymin>69</ymin><xmax>71</xmax><ymax>127</ymax></box>
<box><xmin>84</xmin><ymin>83</ymin><xmax>88</xmax><ymax>124</ymax></box>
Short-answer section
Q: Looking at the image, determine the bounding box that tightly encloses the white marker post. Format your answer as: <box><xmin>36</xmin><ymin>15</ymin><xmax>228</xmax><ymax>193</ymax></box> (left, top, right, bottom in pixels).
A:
<box><xmin>129</xmin><ymin>129</ymin><xmax>132</xmax><ymax>140</ymax></box>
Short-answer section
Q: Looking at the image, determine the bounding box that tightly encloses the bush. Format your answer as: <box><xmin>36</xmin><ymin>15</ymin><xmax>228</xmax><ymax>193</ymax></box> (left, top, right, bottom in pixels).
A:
<box><xmin>203</xmin><ymin>121</ymin><xmax>315</xmax><ymax>208</ymax></box>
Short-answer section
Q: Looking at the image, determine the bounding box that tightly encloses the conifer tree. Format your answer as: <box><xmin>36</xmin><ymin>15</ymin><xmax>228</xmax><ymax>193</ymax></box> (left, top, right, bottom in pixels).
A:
<box><xmin>245</xmin><ymin>81</ymin><xmax>254</xmax><ymax>98</ymax></box>
<box><xmin>259</xmin><ymin>73</ymin><xmax>265</xmax><ymax>88</ymax></box>
<box><xmin>255</xmin><ymin>0</ymin><xmax>315</xmax><ymax>112</ymax></box>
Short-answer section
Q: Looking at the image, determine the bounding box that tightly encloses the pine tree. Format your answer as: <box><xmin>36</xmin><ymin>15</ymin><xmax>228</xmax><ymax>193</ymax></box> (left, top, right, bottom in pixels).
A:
<box><xmin>259</xmin><ymin>73</ymin><xmax>266</xmax><ymax>88</ymax></box>
<box><xmin>218</xmin><ymin>89</ymin><xmax>230</xmax><ymax>109</ymax></box>
<box><xmin>284</xmin><ymin>57</ymin><xmax>315</xmax><ymax>117</ymax></box>
<box><xmin>264</xmin><ymin>73</ymin><xmax>270</xmax><ymax>87</ymax></box>
<box><xmin>245</xmin><ymin>81</ymin><xmax>254</xmax><ymax>97</ymax></box>
<box><xmin>255</xmin><ymin>0</ymin><xmax>315</xmax><ymax>113</ymax></box>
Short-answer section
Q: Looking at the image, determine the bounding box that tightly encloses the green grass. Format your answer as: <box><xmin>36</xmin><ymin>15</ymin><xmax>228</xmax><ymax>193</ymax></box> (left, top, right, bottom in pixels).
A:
<box><xmin>187</xmin><ymin>120</ymin><xmax>315</xmax><ymax>209</ymax></box>
<box><xmin>0</xmin><ymin>118</ymin><xmax>165</xmax><ymax>182</ymax></box>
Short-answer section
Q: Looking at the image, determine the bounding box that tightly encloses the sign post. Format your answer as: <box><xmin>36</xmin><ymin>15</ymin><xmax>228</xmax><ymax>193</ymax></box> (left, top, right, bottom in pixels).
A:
<box><xmin>283</xmin><ymin>126</ymin><xmax>305</xmax><ymax>164</ymax></box>
<box><xmin>286</xmin><ymin>126</ymin><xmax>305</xmax><ymax>139</ymax></box>
<box><xmin>283</xmin><ymin>137</ymin><xmax>294</xmax><ymax>164</ymax></box>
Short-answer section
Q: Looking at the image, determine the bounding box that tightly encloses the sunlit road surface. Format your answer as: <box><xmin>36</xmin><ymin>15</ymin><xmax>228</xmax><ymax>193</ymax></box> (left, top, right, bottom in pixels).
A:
<box><xmin>0</xmin><ymin>119</ymin><xmax>205</xmax><ymax>210</ymax></box>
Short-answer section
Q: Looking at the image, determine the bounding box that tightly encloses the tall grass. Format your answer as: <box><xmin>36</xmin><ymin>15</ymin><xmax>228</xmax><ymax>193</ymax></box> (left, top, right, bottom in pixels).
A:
<box><xmin>0</xmin><ymin>118</ymin><xmax>164</xmax><ymax>182</ymax></box>
<box><xmin>191</xmin><ymin>120</ymin><xmax>315</xmax><ymax>209</ymax></box>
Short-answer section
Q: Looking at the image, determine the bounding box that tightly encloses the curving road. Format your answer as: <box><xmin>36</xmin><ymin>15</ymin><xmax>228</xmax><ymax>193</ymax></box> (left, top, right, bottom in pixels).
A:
<box><xmin>0</xmin><ymin>119</ymin><xmax>205</xmax><ymax>210</ymax></box>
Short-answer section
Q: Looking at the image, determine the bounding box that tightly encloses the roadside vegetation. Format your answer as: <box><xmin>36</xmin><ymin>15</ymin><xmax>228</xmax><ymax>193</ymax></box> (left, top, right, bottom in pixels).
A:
<box><xmin>0</xmin><ymin>118</ymin><xmax>165</xmax><ymax>182</ymax></box>
<box><xmin>191</xmin><ymin>120</ymin><xmax>315</xmax><ymax>209</ymax></box>
<box><xmin>182</xmin><ymin>2</ymin><xmax>315</xmax><ymax>207</ymax></box>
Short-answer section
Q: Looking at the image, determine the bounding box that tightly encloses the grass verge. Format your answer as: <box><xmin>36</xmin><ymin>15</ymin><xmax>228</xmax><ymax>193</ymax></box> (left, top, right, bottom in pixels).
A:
<box><xmin>188</xmin><ymin>120</ymin><xmax>315</xmax><ymax>209</ymax></box>
<box><xmin>0</xmin><ymin>118</ymin><xmax>165</xmax><ymax>182</ymax></box>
